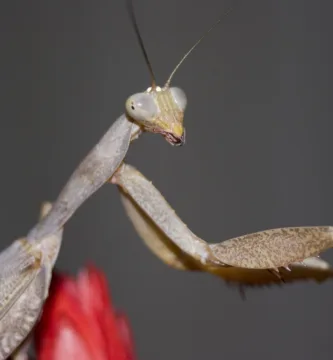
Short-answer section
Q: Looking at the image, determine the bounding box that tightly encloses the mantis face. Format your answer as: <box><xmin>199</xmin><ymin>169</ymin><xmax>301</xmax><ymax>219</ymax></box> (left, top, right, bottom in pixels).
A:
<box><xmin>125</xmin><ymin>0</ymin><xmax>221</xmax><ymax>147</ymax></box>
<box><xmin>125</xmin><ymin>86</ymin><xmax>187</xmax><ymax>146</ymax></box>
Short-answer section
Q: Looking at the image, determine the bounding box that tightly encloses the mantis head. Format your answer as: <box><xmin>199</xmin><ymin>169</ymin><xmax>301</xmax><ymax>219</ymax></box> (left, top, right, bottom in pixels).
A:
<box><xmin>125</xmin><ymin>0</ymin><xmax>225</xmax><ymax>146</ymax></box>
<box><xmin>125</xmin><ymin>85</ymin><xmax>187</xmax><ymax>146</ymax></box>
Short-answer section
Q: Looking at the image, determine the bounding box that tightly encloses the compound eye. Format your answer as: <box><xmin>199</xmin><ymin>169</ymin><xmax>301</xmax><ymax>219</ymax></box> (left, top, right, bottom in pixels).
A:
<box><xmin>125</xmin><ymin>93</ymin><xmax>158</xmax><ymax>123</ymax></box>
<box><xmin>170</xmin><ymin>87</ymin><xmax>187</xmax><ymax>111</ymax></box>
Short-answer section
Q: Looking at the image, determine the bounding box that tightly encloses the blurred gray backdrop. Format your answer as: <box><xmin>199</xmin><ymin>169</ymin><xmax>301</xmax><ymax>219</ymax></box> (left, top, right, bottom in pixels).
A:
<box><xmin>1</xmin><ymin>1</ymin><xmax>333</xmax><ymax>359</ymax></box>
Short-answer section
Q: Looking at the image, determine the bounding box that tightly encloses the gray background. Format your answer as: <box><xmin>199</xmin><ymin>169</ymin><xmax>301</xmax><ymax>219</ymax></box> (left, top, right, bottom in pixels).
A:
<box><xmin>1</xmin><ymin>0</ymin><xmax>333</xmax><ymax>359</ymax></box>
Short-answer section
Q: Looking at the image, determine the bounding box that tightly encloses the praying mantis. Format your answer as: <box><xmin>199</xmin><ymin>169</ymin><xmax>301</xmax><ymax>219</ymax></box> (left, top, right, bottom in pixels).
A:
<box><xmin>2</xmin><ymin>1</ymin><xmax>333</xmax><ymax>359</ymax></box>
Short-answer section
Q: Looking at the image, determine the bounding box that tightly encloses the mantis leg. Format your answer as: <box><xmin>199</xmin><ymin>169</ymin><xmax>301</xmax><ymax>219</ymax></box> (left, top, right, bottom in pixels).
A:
<box><xmin>119</xmin><ymin>186</ymin><xmax>200</xmax><ymax>271</ymax></box>
<box><xmin>112</xmin><ymin>163</ymin><xmax>333</xmax><ymax>286</ymax></box>
<box><xmin>112</xmin><ymin>164</ymin><xmax>217</xmax><ymax>265</ymax></box>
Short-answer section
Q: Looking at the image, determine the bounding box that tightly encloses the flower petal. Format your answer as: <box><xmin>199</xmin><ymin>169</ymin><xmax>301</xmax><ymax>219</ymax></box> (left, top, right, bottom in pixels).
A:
<box><xmin>35</xmin><ymin>266</ymin><xmax>136</xmax><ymax>360</ymax></box>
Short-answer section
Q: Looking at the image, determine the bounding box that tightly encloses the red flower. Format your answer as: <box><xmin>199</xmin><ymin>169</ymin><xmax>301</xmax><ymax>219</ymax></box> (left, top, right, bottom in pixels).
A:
<box><xmin>34</xmin><ymin>265</ymin><xmax>135</xmax><ymax>360</ymax></box>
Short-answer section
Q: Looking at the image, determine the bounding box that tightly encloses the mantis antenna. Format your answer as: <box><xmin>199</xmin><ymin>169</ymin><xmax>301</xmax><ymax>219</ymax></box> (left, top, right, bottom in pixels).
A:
<box><xmin>164</xmin><ymin>9</ymin><xmax>232</xmax><ymax>88</ymax></box>
<box><xmin>127</xmin><ymin>0</ymin><xmax>232</xmax><ymax>89</ymax></box>
<box><xmin>126</xmin><ymin>0</ymin><xmax>157</xmax><ymax>89</ymax></box>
